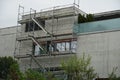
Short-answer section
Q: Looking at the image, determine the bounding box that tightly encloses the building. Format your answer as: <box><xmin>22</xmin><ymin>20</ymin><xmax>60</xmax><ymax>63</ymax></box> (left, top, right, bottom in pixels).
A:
<box><xmin>14</xmin><ymin>5</ymin><xmax>86</xmax><ymax>73</ymax></box>
<box><xmin>74</xmin><ymin>10</ymin><xmax>120</xmax><ymax>78</ymax></box>
<box><xmin>0</xmin><ymin>26</ymin><xmax>16</xmax><ymax>57</ymax></box>
<box><xmin>0</xmin><ymin>4</ymin><xmax>120</xmax><ymax>79</ymax></box>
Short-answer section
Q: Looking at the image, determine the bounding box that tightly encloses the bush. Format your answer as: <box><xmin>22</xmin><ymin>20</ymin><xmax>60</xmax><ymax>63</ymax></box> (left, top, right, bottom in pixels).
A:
<box><xmin>61</xmin><ymin>54</ymin><xmax>97</xmax><ymax>80</ymax></box>
<box><xmin>46</xmin><ymin>71</ymin><xmax>59</xmax><ymax>80</ymax></box>
<box><xmin>7</xmin><ymin>63</ymin><xmax>25</xmax><ymax>80</ymax></box>
<box><xmin>0</xmin><ymin>56</ymin><xmax>17</xmax><ymax>79</ymax></box>
<box><xmin>25</xmin><ymin>69</ymin><xmax>46</xmax><ymax>80</ymax></box>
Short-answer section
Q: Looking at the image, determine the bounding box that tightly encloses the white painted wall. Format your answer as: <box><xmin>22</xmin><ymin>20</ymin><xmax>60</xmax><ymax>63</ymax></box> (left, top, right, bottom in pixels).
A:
<box><xmin>77</xmin><ymin>31</ymin><xmax>120</xmax><ymax>78</ymax></box>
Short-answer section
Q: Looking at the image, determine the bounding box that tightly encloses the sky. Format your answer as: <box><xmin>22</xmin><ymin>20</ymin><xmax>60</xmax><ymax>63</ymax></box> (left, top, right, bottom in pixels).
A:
<box><xmin>0</xmin><ymin>0</ymin><xmax>120</xmax><ymax>28</ymax></box>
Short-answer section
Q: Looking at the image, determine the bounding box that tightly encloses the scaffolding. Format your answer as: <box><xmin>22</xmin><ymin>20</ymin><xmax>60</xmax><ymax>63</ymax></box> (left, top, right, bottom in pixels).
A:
<box><xmin>14</xmin><ymin>3</ymin><xmax>80</xmax><ymax>73</ymax></box>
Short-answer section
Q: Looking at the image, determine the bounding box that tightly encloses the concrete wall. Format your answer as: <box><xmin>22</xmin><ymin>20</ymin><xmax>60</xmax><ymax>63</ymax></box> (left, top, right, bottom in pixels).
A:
<box><xmin>19</xmin><ymin>54</ymin><xmax>75</xmax><ymax>71</ymax></box>
<box><xmin>77</xmin><ymin>31</ymin><xmax>120</xmax><ymax>78</ymax></box>
<box><xmin>0</xmin><ymin>27</ymin><xmax>17</xmax><ymax>57</ymax></box>
<box><xmin>19</xmin><ymin>16</ymin><xmax>77</xmax><ymax>39</ymax></box>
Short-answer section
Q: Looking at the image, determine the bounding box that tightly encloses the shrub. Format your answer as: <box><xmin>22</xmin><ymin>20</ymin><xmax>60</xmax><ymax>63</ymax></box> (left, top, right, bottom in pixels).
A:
<box><xmin>0</xmin><ymin>56</ymin><xmax>17</xmax><ymax>79</ymax></box>
<box><xmin>61</xmin><ymin>54</ymin><xmax>97</xmax><ymax>80</ymax></box>
<box><xmin>25</xmin><ymin>69</ymin><xmax>46</xmax><ymax>80</ymax></box>
<box><xmin>7</xmin><ymin>63</ymin><xmax>25</xmax><ymax>80</ymax></box>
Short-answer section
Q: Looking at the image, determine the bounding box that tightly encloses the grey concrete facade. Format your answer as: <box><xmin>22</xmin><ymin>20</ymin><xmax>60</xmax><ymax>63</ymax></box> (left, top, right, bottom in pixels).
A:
<box><xmin>1</xmin><ymin>5</ymin><xmax>119</xmax><ymax>78</ymax></box>
<box><xmin>77</xmin><ymin>31</ymin><xmax>120</xmax><ymax>78</ymax></box>
<box><xmin>0</xmin><ymin>27</ymin><xmax>16</xmax><ymax>57</ymax></box>
<box><xmin>0</xmin><ymin>6</ymin><xmax>85</xmax><ymax>72</ymax></box>
<box><xmin>15</xmin><ymin>6</ymin><xmax>85</xmax><ymax>71</ymax></box>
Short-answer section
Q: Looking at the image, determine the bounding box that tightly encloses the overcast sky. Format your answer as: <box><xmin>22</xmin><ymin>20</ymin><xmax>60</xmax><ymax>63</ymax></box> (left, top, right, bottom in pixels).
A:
<box><xmin>0</xmin><ymin>0</ymin><xmax>120</xmax><ymax>28</ymax></box>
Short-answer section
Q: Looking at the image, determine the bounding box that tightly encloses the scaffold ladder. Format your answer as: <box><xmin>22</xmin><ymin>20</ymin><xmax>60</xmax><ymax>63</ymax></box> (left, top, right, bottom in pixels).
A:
<box><xmin>27</xmin><ymin>54</ymin><xmax>46</xmax><ymax>73</ymax></box>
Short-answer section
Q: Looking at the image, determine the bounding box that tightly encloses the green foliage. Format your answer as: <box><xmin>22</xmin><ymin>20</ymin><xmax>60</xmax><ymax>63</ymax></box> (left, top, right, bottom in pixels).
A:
<box><xmin>78</xmin><ymin>14</ymin><xmax>94</xmax><ymax>23</ymax></box>
<box><xmin>25</xmin><ymin>69</ymin><xmax>60</xmax><ymax>80</ymax></box>
<box><xmin>78</xmin><ymin>14</ymin><xmax>86</xmax><ymax>23</ymax></box>
<box><xmin>0</xmin><ymin>56</ymin><xmax>17</xmax><ymax>79</ymax></box>
<box><xmin>0</xmin><ymin>55</ymin><xmax>98</xmax><ymax>80</ymax></box>
<box><xmin>46</xmin><ymin>71</ymin><xmax>59</xmax><ymax>80</ymax></box>
<box><xmin>61</xmin><ymin>54</ymin><xmax>97</xmax><ymax>80</ymax></box>
<box><xmin>7</xmin><ymin>63</ymin><xmax>25</xmax><ymax>80</ymax></box>
<box><xmin>109</xmin><ymin>67</ymin><xmax>120</xmax><ymax>80</ymax></box>
<box><xmin>8</xmin><ymin>67</ymin><xmax>58</xmax><ymax>80</ymax></box>
<box><xmin>86</xmin><ymin>14</ymin><xmax>94</xmax><ymax>22</ymax></box>
<box><xmin>25</xmin><ymin>69</ymin><xmax>46</xmax><ymax>80</ymax></box>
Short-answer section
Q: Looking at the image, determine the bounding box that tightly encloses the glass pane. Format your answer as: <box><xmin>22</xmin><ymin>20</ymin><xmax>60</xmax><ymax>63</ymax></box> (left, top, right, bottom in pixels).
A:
<box><xmin>66</xmin><ymin>42</ymin><xmax>70</xmax><ymax>51</ymax></box>
<box><xmin>74</xmin><ymin>18</ymin><xmax>120</xmax><ymax>34</ymax></box>
<box><xmin>49</xmin><ymin>44</ymin><xmax>54</xmax><ymax>52</ymax></box>
<box><xmin>71</xmin><ymin>41</ymin><xmax>77</xmax><ymax>53</ymax></box>
<box><xmin>61</xmin><ymin>42</ymin><xmax>65</xmax><ymax>51</ymax></box>
<box><xmin>34</xmin><ymin>45</ymin><xmax>40</xmax><ymax>55</ymax></box>
<box><xmin>57</xmin><ymin>43</ymin><xmax>62</xmax><ymax>51</ymax></box>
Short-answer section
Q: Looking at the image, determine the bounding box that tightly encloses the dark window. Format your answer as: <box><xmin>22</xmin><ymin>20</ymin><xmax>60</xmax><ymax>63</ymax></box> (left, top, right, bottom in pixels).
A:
<box><xmin>25</xmin><ymin>19</ymin><xmax>45</xmax><ymax>32</ymax></box>
<box><xmin>47</xmin><ymin>41</ymin><xmax>57</xmax><ymax>52</ymax></box>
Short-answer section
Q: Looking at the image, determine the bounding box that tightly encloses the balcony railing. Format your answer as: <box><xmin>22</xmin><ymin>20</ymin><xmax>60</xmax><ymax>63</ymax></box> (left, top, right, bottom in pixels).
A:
<box><xmin>73</xmin><ymin>18</ymin><xmax>120</xmax><ymax>35</ymax></box>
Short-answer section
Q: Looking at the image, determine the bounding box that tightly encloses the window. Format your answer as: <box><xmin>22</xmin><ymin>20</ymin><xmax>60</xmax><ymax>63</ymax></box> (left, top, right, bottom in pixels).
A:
<box><xmin>61</xmin><ymin>42</ymin><xmax>65</xmax><ymax>51</ymax></box>
<box><xmin>34</xmin><ymin>45</ymin><xmax>41</xmax><ymax>56</ymax></box>
<box><xmin>25</xmin><ymin>19</ymin><xmax>45</xmax><ymax>32</ymax></box>
<box><xmin>33</xmin><ymin>39</ymin><xmax>77</xmax><ymax>55</ymax></box>
<box><xmin>56</xmin><ymin>41</ymin><xmax>76</xmax><ymax>52</ymax></box>
<box><xmin>65</xmin><ymin>42</ymin><xmax>70</xmax><ymax>51</ymax></box>
<box><xmin>33</xmin><ymin>44</ymin><xmax>46</xmax><ymax>56</ymax></box>
<box><xmin>47</xmin><ymin>41</ymin><xmax>56</xmax><ymax>52</ymax></box>
<box><xmin>49</xmin><ymin>44</ymin><xmax>54</xmax><ymax>52</ymax></box>
<box><xmin>57</xmin><ymin>43</ymin><xmax>62</xmax><ymax>51</ymax></box>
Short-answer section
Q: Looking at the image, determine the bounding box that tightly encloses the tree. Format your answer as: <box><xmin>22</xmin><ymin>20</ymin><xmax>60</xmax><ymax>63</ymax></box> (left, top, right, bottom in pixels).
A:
<box><xmin>78</xmin><ymin>14</ymin><xmax>94</xmax><ymax>23</ymax></box>
<box><xmin>61</xmin><ymin>54</ymin><xmax>97</xmax><ymax>80</ymax></box>
<box><xmin>86</xmin><ymin>14</ymin><xmax>94</xmax><ymax>22</ymax></box>
<box><xmin>78</xmin><ymin>14</ymin><xmax>86</xmax><ymax>23</ymax></box>
<box><xmin>0</xmin><ymin>56</ymin><xmax>17</xmax><ymax>79</ymax></box>
<box><xmin>7</xmin><ymin>63</ymin><xmax>25</xmax><ymax>80</ymax></box>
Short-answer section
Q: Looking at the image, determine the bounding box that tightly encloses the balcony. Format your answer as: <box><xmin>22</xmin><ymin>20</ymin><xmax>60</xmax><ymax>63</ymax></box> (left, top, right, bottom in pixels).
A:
<box><xmin>73</xmin><ymin>18</ymin><xmax>120</xmax><ymax>35</ymax></box>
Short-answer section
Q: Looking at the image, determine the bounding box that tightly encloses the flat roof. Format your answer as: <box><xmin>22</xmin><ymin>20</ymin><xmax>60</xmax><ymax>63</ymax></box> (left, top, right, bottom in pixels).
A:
<box><xmin>93</xmin><ymin>10</ymin><xmax>120</xmax><ymax>20</ymax></box>
<box><xmin>19</xmin><ymin>5</ymin><xmax>86</xmax><ymax>23</ymax></box>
